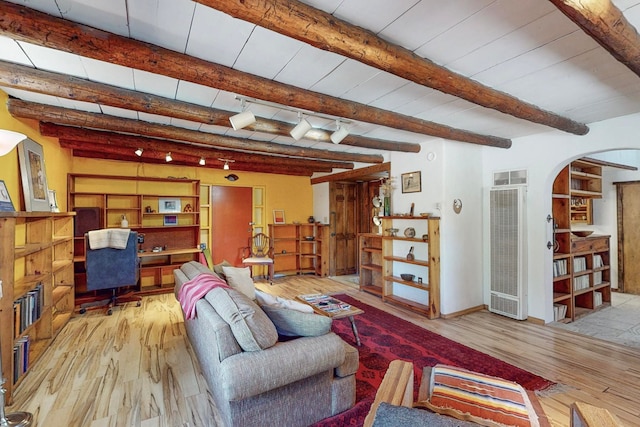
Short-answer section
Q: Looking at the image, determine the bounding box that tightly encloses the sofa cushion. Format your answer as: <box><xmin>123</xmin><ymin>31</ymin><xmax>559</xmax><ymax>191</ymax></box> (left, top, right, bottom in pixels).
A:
<box><xmin>373</xmin><ymin>402</ymin><xmax>479</xmax><ymax>427</ymax></box>
<box><xmin>222</xmin><ymin>266</ymin><xmax>255</xmax><ymax>299</ymax></box>
<box><xmin>417</xmin><ymin>364</ymin><xmax>541</xmax><ymax>427</ymax></box>
<box><xmin>213</xmin><ymin>259</ymin><xmax>233</xmax><ymax>280</ymax></box>
<box><xmin>255</xmin><ymin>290</ymin><xmax>314</xmax><ymax>313</ymax></box>
<box><xmin>261</xmin><ymin>304</ymin><xmax>332</xmax><ymax>337</ymax></box>
<box><xmin>205</xmin><ymin>287</ymin><xmax>278</xmax><ymax>351</ymax></box>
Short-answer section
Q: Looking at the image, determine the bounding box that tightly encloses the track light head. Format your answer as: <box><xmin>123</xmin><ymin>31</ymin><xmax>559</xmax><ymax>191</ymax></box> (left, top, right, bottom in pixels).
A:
<box><xmin>199</xmin><ymin>157</ymin><xmax>206</xmax><ymax>166</ymax></box>
<box><xmin>229</xmin><ymin>110</ymin><xmax>256</xmax><ymax>130</ymax></box>
<box><xmin>224</xmin><ymin>161</ymin><xmax>229</xmax><ymax>170</ymax></box>
<box><xmin>330</xmin><ymin>121</ymin><xmax>349</xmax><ymax>144</ymax></box>
<box><xmin>135</xmin><ymin>148</ymin><xmax>143</xmax><ymax>156</ymax></box>
<box><xmin>290</xmin><ymin>114</ymin><xmax>312</xmax><ymax>140</ymax></box>
<box><xmin>165</xmin><ymin>152</ymin><xmax>172</xmax><ymax>162</ymax></box>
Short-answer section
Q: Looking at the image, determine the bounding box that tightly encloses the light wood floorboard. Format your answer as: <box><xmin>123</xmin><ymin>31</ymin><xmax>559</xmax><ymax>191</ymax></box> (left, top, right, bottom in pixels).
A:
<box><xmin>7</xmin><ymin>276</ymin><xmax>639</xmax><ymax>426</ymax></box>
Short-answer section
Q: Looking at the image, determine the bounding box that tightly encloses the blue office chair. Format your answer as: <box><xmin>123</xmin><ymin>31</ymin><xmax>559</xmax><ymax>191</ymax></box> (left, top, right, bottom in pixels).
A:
<box><xmin>80</xmin><ymin>230</ymin><xmax>142</xmax><ymax>315</ymax></box>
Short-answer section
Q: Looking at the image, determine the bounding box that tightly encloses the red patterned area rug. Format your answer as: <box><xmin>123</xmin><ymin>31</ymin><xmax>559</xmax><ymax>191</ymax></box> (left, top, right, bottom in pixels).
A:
<box><xmin>312</xmin><ymin>294</ymin><xmax>554</xmax><ymax>427</ymax></box>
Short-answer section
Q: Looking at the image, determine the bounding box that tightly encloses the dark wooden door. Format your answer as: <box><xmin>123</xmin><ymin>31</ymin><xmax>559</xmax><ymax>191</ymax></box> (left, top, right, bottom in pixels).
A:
<box><xmin>211</xmin><ymin>186</ymin><xmax>253</xmax><ymax>265</ymax></box>
<box><xmin>330</xmin><ymin>182</ymin><xmax>358</xmax><ymax>276</ymax></box>
<box><xmin>616</xmin><ymin>181</ymin><xmax>640</xmax><ymax>294</ymax></box>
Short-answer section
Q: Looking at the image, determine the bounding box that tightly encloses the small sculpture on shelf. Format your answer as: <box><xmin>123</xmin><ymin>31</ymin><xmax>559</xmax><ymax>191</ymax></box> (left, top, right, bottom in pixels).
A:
<box><xmin>183</xmin><ymin>203</ymin><xmax>193</xmax><ymax>212</ymax></box>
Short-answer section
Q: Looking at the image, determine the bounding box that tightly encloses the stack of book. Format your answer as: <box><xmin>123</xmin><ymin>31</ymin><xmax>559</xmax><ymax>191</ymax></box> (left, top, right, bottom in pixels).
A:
<box><xmin>553</xmin><ymin>259</ymin><xmax>568</xmax><ymax>277</ymax></box>
<box><xmin>594</xmin><ymin>271</ymin><xmax>602</xmax><ymax>285</ymax></box>
<box><xmin>299</xmin><ymin>294</ymin><xmax>351</xmax><ymax>313</ymax></box>
<box><xmin>553</xmin><ymin>303</ymin><xmax>568</xmax><ymax>321</ymax></box>
<box><xmin>12</xmin><ymin>336</ymin><xmax>30</xmax><ymax>384</ymax></box>
<box><xmin>573</xmin><ymin>275</ymin><xmax>590</xmax><ymax>291</ymax></box>
<box><xmin>594</xmin><ymin>291</ymin><xmax>603</xmax><ymax>307</ymax></box>
<box><xmin>573</xmin><ymin>256</ymin><xmax>587</xmax><ymax>273</ymax></box>
<box><xmin>594</xmin><ymin>254</ymin><xmax>604</xmax><ymax>268</ymax></box>
<box><xmin>13</xmin><ymin>282</ymin><xmax>44</xmax><ymax>338</ymax></box>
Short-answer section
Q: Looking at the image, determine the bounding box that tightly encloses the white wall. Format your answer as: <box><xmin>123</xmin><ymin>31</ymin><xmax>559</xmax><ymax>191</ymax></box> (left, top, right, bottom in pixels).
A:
<box><xmin>483</xmin><ymin>112</ymin><xmax>640</xmax><ymax>322</ymax></box>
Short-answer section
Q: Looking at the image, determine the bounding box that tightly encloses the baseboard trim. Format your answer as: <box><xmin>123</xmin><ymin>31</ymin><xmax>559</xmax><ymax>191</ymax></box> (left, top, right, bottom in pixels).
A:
<box><xmin>441</xmin><ymin>304</ymin><xmax>485</xmax><ymax>319</ymax></box>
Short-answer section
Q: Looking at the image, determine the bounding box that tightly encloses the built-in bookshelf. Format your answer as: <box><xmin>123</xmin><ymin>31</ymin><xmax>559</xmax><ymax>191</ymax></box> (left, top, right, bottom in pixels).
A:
<box><xmin>268</xmin><ymin>223</ymin><xmax>326</xmax><ymax>277</ymax></box>
<box><xmin>0</xmin><ymin>212</ymin><xmax>75</xmax><ymax>404</ymax></box>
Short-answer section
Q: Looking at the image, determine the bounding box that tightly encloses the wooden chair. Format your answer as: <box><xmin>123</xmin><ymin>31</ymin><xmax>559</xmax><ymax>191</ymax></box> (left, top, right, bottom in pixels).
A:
<box><xmin>242</xmin><ymin>233</ymin><xmax>274</xmax><ymax>284</ymax></box>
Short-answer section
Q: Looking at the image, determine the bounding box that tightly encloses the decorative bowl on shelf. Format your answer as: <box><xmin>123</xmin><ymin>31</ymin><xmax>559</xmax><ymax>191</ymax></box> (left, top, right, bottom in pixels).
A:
<box><xmin>400</xmin><ymin>273</ymin><xmax>415</xmax><ymax>281</ymax></box>
<box><xmin>404</xmin><ymin>227</ymin><xmax>416</xmax><ymax>238</ymax></box>
<box><xmin>571</xmin><ymin>230</ymin><xmax>594</xmax><ymax>237</ymax></box>
<box><xmin>386</xmin><ymin>228</ymin><xmax>399</xmax><ymax>237</ymax></box>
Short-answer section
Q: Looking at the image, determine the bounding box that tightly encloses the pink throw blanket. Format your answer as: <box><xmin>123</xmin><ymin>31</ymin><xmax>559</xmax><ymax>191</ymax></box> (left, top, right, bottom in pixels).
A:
<box><xmin>178</xmin><ymin>273</ymin><xmax>230</xmax><ymax>320</ymax></box>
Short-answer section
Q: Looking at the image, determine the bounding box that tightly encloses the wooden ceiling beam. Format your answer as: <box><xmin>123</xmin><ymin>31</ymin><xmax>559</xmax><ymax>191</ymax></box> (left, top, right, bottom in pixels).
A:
<box><xmin>0</xmin><ymin>1</ymin><xmax>511</xmax><ymax>148</ymax></box>
<box><xmin>201</xmin><ymin>0</ymin><xmax>589</xmax><ymax>137</ymax></box>
<box><xmin>8</xmin><ymin>99</ymin><xmax>383</xmax><ymax>164</ymax></box>
<box><xmin>43</xmin><ymin>123</ymin><xmax>354</xmax><ymax>171</ymax></box>
<box><xmin>549</xmin><ymin>0</ymin><xmax>640</xmax><ymax>78</ymax></box>
<box><xmin>69</xmin><ymin>149</ymin><xmax>314</xmax><ymax>176</ymax></box>
<box><xmin>0</xmin><ymin>60</ymin><xmax>418</xmax><ymax>153</ymax></box>
<box><xmin>310</xmin><ymin>162</ymin><xmax>391</xmax><ymax>185</ymax></box>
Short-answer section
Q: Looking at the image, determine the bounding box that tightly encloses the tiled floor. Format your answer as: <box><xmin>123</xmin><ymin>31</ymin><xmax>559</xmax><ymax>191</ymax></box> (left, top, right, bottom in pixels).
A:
<box><xmin>551</xmin><ymin>292</ymin><xmax>640</xmax><ymax>349</ymax></box>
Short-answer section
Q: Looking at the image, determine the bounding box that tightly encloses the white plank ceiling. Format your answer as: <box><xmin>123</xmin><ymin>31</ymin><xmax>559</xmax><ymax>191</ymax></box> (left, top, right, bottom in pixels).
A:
<box><xmin>2</xmin><ymin>0</ymin><xmax>640</xmax><ymax>156</ymax></box>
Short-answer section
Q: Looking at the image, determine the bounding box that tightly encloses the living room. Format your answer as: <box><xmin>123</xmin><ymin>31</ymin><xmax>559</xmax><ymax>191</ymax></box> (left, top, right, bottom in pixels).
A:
<box><xmin>2</xmin><ymin>1</ymin><xmax>640</xmax><ymax>426</ymax></box>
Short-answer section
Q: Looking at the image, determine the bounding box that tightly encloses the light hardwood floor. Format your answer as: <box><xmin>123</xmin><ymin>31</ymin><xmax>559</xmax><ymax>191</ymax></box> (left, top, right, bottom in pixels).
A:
<box><xmin>7</xmin><ymin>276</ymin><xmax>639</xmax><ymax>426</ymax></box>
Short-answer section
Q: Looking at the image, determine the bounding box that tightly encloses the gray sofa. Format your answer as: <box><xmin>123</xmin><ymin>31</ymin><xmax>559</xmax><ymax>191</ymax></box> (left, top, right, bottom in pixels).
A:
<box><xmin>174</xmin><ymin>261</ymin><xmax>358</xmax><ymax>427</ymax></box>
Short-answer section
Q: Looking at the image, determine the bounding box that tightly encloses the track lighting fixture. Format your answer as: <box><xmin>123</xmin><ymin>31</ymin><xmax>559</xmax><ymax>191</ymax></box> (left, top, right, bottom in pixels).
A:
<box><xmin>199</xmin><ymin>157</ymin><xmax>206</xmax><ymax>166</ymax></box>
<box><xmin>165</xmin><ymin>152</ymin><xmax>172</xmax><ymax>162</ymax></box>
<box><xmin>229</xmin><ymin>99</ymin><xmax>256</xmax><ymax>130</ymax></box>
<box><xmin>135</xmin><ymin>148</ymin><xmax>143</xmax><ymax>156</ymax></box>
<box><xmin>330</xmin><ymin>121</ymin><xmax>349</xmax><ymax>144</ymax></box>
<box><xmin>0</xmin><ymin>129</ymin><xmax>27</xmax><ymax>156</ymax></box>
<box><xmin>219</xmin><ymin>158</ymin><xmax>235</xmax><ymax>170</ymax></box>
<box><xmin>290</xmin><ymin>112</ymin><xmax>312</xmax><ymax>140</ymax></box>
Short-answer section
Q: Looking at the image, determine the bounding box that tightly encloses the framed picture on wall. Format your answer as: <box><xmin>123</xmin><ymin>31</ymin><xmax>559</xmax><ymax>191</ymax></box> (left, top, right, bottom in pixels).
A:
<box><xmin>273</xmin><ymin>209</ymin><xmax>285</xmax><ymax>224</ymax></box>
<box><xmin>17</xmin><ymin>138</ymin><xmax>50</xmax><ymax>211</ymax></box>
<box><xmin>163</xmin><ymin>215</ymin><xmax>178</xmax><ymax>226</ymax></box>
<box><xmin>401</xmin><ymin>171</ymin><xmax>422</xmax><ymax>193</ymax></box>
<box><xmin>158</xmin><ymin>198</ymin><xmax>181</xmax><ymax>213</ymax></box>
<box><xmin>0</xmin><ymin>180</ymin><xmax>15</xmax><ymax>212</ymax></box>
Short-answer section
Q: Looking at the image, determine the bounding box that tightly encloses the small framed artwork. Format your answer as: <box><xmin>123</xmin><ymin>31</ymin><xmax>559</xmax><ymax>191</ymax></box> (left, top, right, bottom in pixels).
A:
<box><xmin>163</xmin><ymin>215</ymin><xmax>178</xmax><ymax>226</ymax></box>
<box><xmin>0</xmin><ymin>180</ymin><xmax>15</xmax><ymax>212</ymax></box>
<box><xmin>273</xmin><ymin>209</ymin><xmax>285</xmax><ymax>224</ymax></box>
<box><xmin>17</xmin><ymin>138</ymin><xmax>50</xmax><ymax>211</ymax></box>
<box><xmin>158</xmin><ymin>198</ymin><xmax>181</xmax><ymax>213</ymax></box>
<box><xmin>401</xmin><ymin>171</ymin><xmax>422</xmax><ymax>193</ymax></box>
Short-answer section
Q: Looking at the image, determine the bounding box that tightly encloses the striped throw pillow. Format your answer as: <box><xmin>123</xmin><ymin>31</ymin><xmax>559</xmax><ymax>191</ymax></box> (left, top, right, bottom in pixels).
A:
<box><xmin>417</xmin><ymin>364</ymin><xmax>540</xmax><ymax>427</ymax></box>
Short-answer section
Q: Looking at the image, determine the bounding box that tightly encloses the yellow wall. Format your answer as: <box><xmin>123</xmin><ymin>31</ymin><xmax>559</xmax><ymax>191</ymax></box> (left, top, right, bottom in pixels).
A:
<box><xmin>1</xmin><ymin>89</ymin><xmax>313</xmax><ymax>222</ymax></box>
<box><xmin>0</xmin><ymin>91</ymin><xmax>73</xmax><ymax>210</ymax></box>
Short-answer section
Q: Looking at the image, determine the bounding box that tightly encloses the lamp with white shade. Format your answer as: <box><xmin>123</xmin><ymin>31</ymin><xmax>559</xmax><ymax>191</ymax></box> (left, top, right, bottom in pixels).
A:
<box><xmin>0</xmin><ymin>130</ymin><xmax>27</xmax><ymax>156</ymax></box>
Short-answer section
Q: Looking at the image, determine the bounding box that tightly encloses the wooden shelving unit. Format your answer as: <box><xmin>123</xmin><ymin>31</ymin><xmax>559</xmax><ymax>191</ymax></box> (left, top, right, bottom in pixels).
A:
<box><xmin>268</xmin><ymin>223</ymin><xmax>326</xmax><ymax>277</ymax></box>
<box><xmin>358</xmin><ymin>233</ymin><xmax>383</xmax><ymax>296</ymax></box>
<box><xmin>552</xmin><ymin>164</ymin><xmax>610</xmax><ymax>322</ymax></box>
<box><xmin>0</xmin><ymin>212</ymin><xmax>75</xmax><ymax>404</ymax></box>
<box><xmin>570</xmin><ymin>159</ymin><xmax>602</xmax><ymax>225</ymax></box>
<box><xmin>67</xmin><ymin>174</ymin><xmax>200</xmax><ymax>295</ymax></box>
<box><xmin>381</xmin><ymin>216</ymin><xmax>440</xmax><ymax>319</ymax></box>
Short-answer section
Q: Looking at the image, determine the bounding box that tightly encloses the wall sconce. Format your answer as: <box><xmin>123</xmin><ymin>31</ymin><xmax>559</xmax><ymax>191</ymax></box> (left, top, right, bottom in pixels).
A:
<box><xmin>135</xmin><ymin>148</ymin><xmax>143</xmax><ymax>156</ymax></box>
<box><xmin>165</xmin><ymin>152</ymin><xmax>172</xmax><ymax>162</ymax></box>
<box><xmin>330</xmin><ymin>121</ymin><xmax>349</xmax><ymax>144</ymax></box>
<box><xmin>199</xmin><ymin>157</ymin><xmax>206</xmax><ymax>166</ymax></box>
<box><xmin>290</xmin><ymin>112</ymin><xmax>312</xmax><ymax>140</ymax></box>
<box><xmin>229</xmin><ymin>99</ymin><xmax>256</xmax><ymax>130</ymax></box>
<box><xmin>0</xmin><ymin>129</ymin><xmax>27</xmax><ymax>156</ymax></box>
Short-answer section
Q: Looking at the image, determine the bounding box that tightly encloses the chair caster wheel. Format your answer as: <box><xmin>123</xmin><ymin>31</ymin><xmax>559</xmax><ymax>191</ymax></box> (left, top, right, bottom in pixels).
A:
<box><xmin>79</xmin><ymin>308</ymin><xmax>87</xmax><ymax>314</ymax></box>
<box><xmin>107</xmin><ymin>308</ymin><xmax>113</xmax><ymax>315</ymax></box>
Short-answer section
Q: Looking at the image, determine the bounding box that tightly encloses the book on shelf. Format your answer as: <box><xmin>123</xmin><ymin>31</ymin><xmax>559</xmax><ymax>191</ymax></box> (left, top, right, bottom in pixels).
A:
<box><xmin>593</xmin><ymin>271</ymin><xmax>602</xmax><ymax>285</ymax></box>
<box><xmin>594</xmin><ymin>291</ymin><xmax>603</xmax><ymax>307</ymax></box>
<box><xmin>299</xmin><ymin>294</ymin><xmax>351</xmax><ymax>312</ymax></box>
<box><xmin>573</xmin><ymin>275</ymin><xmax>590</xmax><ymax>291</ymax></box>
<box><xmin>573</xmin><ymin>256</ymin><xmax>587</xmax><ymax>273</ymax></box>
<box><xmin>553</xmin><ymin>303</ymin><xmax>568</xmax><ymax>321</ymax></box>
<box><xmin>553</xmin><ymin>259</ymin><xmax>567</xmax><ymax>277</ymax></box>
<box><xmin>594</xmin><ymin>254</ymin><xmax>603</xmax><ymax>268</ymax></box>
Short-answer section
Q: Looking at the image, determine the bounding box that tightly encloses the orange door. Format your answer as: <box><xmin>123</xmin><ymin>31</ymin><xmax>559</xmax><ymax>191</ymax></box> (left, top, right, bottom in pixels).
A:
<box><xmin>211</xmin><ymin>186</ymin><xmax>253</xmax><ymax>265</ymax></box>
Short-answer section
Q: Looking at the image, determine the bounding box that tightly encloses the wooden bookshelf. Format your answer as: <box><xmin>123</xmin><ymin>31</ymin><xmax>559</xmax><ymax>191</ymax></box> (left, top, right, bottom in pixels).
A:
<box><xmin>0</xmin><ymin>212</ymin><xmax>75</xmax><ymax>404</ymax></box>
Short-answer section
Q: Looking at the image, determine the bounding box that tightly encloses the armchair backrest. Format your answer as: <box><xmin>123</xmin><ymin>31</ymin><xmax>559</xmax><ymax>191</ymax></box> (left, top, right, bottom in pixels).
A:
<box><xmin>85</xmin><ymin>230</ymin><xmax>140</xmax><ymax>291</ymax></box>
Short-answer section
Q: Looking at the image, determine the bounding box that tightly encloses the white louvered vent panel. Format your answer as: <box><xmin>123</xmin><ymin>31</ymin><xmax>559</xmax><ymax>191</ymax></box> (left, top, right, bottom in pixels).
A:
<box><xmin>489</xmin><ymin>187</ymin><xmax>527</xmax><ymax>320</ymax></box>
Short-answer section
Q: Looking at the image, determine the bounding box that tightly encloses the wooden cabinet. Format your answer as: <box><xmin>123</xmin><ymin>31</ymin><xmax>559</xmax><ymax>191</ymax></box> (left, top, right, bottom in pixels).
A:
<box><xmin>358</xmin><ymin>233</ymin><xmax>383</xmax><ymax>297</ymax></box>
<box><xmin>570</xmin><ymin>159</ymin><xmax>602</xmax><ymax>225</ymax></box>
<box><xmin>552</xmin><ymin>165</ymin><xmax>610</xmax><ymax>322</ymax></box>
<box><xmin>0</xmin><ymin>212</ymin><xmax>75</xmax><ymax>404</ymax></box>
<box><xmin>68</xmin><ymin>174</ymin><xmax>200</xmax><ymax>295</ymax></box>
<box><xmin>315</xmin><ymin>224</ymin><xmax>329</xmax><ymax>277</ymax></box>
<box><xmin>268</xmin><ymin>223</ymin><xmax>325</xmax><ymax>276</ymax></box>
<box><xmin>380</xmin><ymin>216</ymin><xmax>441</xmax><ymax>319</ymax></box>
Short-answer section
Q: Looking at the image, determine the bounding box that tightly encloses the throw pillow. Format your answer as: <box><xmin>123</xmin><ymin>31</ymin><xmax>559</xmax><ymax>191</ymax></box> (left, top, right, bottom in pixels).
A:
<box><xmin>213</xmin><ymin>260</ymin><xmax>233</xmax><ymax>280</ymax></box>
<box><xmin>254</xmin><ymin>290</ymin><xmax>314</xmax><ymax>313</ymax></box>
<box><xmin>417</xmin><ymin>364</ymin><xmax>541</xmax><ymax>427</ymax></box>
<box><xmin>222</xmin><ymin>266</ymin><xmax>255</xmax><ymax>299</ymax></box>
<box><xmin>205</xmin><ymin>287</ymin><xmax>278</xmax><ymax>351</ymax></box>
<box><xmin>260</xmin><ymin>304</ymin><xmax>332</xmax><ymax>337</ymax></box>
